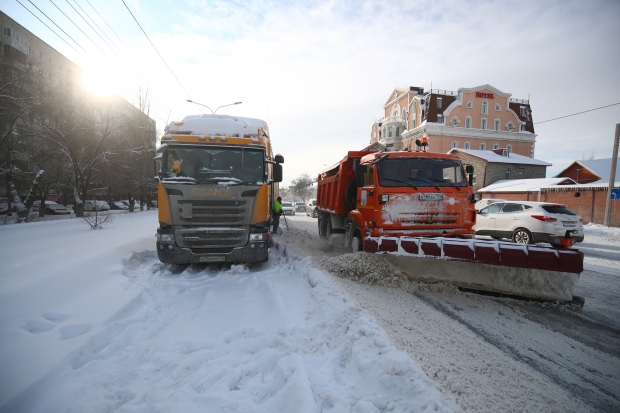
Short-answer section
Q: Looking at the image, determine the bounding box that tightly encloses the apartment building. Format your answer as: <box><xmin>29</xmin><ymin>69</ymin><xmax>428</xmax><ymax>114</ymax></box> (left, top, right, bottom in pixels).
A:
<box><xmin>370</xmin><ymin>84</ymin><xmax>536</xmax><ymax>158</ymax></box>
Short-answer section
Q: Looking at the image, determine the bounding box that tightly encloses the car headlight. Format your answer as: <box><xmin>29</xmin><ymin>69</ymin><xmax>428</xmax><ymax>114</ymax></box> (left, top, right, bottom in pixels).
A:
<box><xmin>157</xmin><ymin>233</ymin><xmax>174</xmax><ymax>243</ymax></box>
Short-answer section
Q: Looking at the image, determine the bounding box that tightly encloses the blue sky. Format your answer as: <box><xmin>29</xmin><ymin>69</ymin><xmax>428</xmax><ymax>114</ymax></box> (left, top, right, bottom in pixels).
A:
<box><xmin>2</xmin><ymin>0</ymin><xmax>619</xmax><ymax>185</ymax></box>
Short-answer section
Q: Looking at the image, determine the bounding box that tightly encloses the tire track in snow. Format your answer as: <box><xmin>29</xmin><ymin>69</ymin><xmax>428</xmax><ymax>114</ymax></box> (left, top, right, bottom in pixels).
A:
<box><xmin>414</xmin><ymin>291</ymin><xmax>620</xmax><ymax>412</ymax></box>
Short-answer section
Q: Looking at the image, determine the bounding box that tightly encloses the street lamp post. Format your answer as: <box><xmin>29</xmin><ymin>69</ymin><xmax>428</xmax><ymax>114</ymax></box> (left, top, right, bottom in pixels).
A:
<box><xmin>187</xmin><ymin>100</ymin><xmax>242</xmax><ymax>114</ymax></box>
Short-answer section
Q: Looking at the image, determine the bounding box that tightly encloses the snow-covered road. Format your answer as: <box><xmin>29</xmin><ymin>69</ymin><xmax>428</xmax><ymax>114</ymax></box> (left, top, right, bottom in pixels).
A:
<box><xmin>282</xmin><ymin>214</ymin><xmax>620</xmax><ymax>412</ymax></box>
<box><xmin>0</xmin><ymin>212</ymin><xmax>453</xmax><ymax>412</ymax></box>
<box><xmin>0</xmin><ymin>211</ymin><xmax>619</xmax><ymax>412</ymax></box>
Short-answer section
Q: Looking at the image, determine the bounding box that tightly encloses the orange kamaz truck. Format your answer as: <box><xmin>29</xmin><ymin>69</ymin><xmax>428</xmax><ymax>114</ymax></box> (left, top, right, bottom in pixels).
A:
<box><xmin>316</xmin><ymin>149</ymin><xmax>478</xmax><ymax>251</ymax></box>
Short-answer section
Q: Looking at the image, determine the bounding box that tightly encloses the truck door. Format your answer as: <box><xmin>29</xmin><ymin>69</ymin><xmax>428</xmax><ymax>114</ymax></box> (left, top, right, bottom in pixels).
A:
<box><xmin>358</xmin><ymin>163</ymin><xmax>376</xmax><ymax>211</ymax></box>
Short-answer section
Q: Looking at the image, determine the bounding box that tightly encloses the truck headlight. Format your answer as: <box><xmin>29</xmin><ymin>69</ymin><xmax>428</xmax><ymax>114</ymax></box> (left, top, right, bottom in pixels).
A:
<box><xmin>249</xmin><ymin>233</ymin><xmax>268</xmax><ymax>241</ymax></box>
<box><xmin>157</xmin><ymin>233</ymin><xmax>174</xmax><ymax>243</ymax></box>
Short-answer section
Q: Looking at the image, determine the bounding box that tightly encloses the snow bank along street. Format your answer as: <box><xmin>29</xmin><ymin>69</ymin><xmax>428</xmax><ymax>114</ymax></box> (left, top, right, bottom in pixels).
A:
<box><xmin>1</xmin><ymin>211</ymin><xmax>619</xmax><ymax>412</ymax></box>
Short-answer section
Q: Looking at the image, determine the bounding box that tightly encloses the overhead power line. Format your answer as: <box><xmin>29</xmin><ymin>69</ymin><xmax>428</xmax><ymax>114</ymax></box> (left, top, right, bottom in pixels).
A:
<box><xmin>17</xmin><ymin>0</ymin><xmax>86</xmax><ymax>56</ymax></box>
<box><xmin>121</xmin><ymin>0</ymin><xmax>193</xmax><ymax>101</ymax></box>
<box><xmin>534</xmin><ymin>103</ymin><xmax>620</xmax><ymax>125</ymax></box>
<box><xmin>47</xmin><ymin>0</ymin><xmax>104</xmax><ymax>55</ymax></box>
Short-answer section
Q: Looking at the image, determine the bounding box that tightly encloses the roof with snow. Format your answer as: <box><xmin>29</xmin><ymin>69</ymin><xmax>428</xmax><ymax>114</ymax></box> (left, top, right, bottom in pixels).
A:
<box><xmin>478</xmin><ymin>177</ymin><xmax>577</xmax><ymax>193</ymax></box>
<box><xmin>166</xmin><ymin>114</ymin><xmax>267</xmax><ymax>137</ymax></box>
<box><xmin>554</xmin><ymin>157</ymin><xmax>620</xmax><ymax>185</ymax></box>
<box><xmin>449</xmin><ymin>148</ymin><xmax>552</xmax><ymax>166</ymax></box>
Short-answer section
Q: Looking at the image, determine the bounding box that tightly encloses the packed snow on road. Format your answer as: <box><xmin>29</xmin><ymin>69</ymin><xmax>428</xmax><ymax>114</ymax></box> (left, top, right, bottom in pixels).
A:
<box><xmin>0</xmin><ymin>211</ymin><xmax>619</xmax><ymax>412</ymax></box>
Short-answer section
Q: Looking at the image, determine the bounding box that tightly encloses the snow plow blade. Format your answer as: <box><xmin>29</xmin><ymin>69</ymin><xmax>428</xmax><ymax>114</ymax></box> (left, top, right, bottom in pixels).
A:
<box><xmin>364</xmin><ymin>237</ymin><xmax>583</xmax><ymax>302</ymax></box>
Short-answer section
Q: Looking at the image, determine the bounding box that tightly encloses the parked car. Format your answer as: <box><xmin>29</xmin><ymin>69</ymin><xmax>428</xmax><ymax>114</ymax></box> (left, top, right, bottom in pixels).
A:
<box><xmin>31</xmin><ymin>200</ymin><xmax>58</xmax><ymax>212</ymax></box>
<box><xmin>44</xmin><ymin>204</ymin><xmax>72</xmax><ymax>215</ymax></box>
<box><xmin>295</xmin><ymin>202</ymin><xmax>306</xmax><ymax>212</ymax></box>
<box><xmin>306</xmin><ymin>199</ymin><xmax>318</xmax><ymax>218</ymax></box>
<box><xmin>475</xmin><ymin>198</ymin><xmax>507</xmax><ymax>211</ymax></box>
<box><xmin>84</xmin><ymin>200</ymin><xmax>110</xmax><ymax>211</ymax></box>
<box><xmin>474</xmin><ymin>201</ymin><xmax>584</xmax><ymax>245</ymax></box>
<box><xmin>281</xmin><ymin>202</ymin><xmax>295</xmax><ymax>215</ymax></box>
<box><xmin>109</xmin><ymin>201</ymin><xmax>129</xmax><ymax>210</ymax></box>
<box><xmin>121</xmin><ymin>200</ymin><xmax>141</xmax><ymax>210</ymax></box>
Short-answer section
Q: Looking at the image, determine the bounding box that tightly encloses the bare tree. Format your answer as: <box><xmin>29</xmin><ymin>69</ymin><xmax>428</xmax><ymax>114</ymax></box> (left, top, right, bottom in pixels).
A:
<box><xmin>290</xmin><ymin>173</ymin><xmax>315</xmax><ymax>203</ymax></box>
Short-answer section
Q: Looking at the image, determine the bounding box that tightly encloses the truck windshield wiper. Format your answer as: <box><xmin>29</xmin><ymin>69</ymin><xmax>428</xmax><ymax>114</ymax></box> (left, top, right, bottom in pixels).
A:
<box><xmin>411</xmin><ymin>178</ymin><xmax>441</xmax><ymax>190</ymax></box>
<box><xmin>429</xmin><ymin>178</ymin><xmax>461</xmax><ymax>191</ymax></box>
<box><xmin>383</xmin><ymin>178</ymin><xmax>418</xmax><ymax>190</ymax></box>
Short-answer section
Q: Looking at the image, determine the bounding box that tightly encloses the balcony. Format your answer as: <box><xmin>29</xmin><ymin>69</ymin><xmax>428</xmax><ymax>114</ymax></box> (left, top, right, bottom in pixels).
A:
<box><xmin>381</xmin><ymin>116</ymin><xmax>405</xmax><ymax>125</ymax></box>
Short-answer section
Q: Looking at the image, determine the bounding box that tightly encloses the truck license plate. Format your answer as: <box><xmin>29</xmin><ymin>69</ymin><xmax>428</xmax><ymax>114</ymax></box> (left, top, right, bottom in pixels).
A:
<box><xmin>419</xmin><ymin>193</ymin><xmax>444</xmax><ymax>201</ymax></box>
<box><xmin>199</xmin><ymin>256</ymin><xmax>226</xmax><ymax>262</ymax></box>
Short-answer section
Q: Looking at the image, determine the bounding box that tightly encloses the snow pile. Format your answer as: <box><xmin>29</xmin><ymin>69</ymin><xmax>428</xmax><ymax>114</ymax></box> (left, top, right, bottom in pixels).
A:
<box><xmin>320</xmin><ymin>252</ymin><xmax>408</xmax><ymax>287</ymax></box>
<box><xmin>319</xmin><ymin>252</ymin><xmax>460</xmax><ymax>295</ymax></box>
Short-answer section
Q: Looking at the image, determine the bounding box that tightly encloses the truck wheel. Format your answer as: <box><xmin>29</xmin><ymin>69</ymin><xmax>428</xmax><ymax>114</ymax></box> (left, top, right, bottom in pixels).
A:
<box><xmin>513</xmin><ymin>228</ymin><xmax>534</xmax><ymax>244</ymax></box>
<box><xmin>351</xmin><ymin>231</ymin><xmax>362</xmax><ymax>252</ymax></box>
<box><xmin>318</xmin><ymin>214</ymin><xmax>328</xmax><ymax>238</ymax></box>
<box><xmin>326</xmin><ymin>217</ymin><xmax>332</xmax><ymax>238</ymax></box>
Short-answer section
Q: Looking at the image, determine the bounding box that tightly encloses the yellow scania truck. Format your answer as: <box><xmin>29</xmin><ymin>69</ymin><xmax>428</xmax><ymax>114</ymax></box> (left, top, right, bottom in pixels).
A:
<box><xmin>155</xmin><ymin>114</ymin><xmax>283</xmax><ymax>264</ymax></box>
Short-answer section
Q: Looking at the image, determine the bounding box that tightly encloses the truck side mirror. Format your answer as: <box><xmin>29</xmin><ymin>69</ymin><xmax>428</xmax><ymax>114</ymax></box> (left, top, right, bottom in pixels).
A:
<box><xmin>465</xmin><ymin>165</ymin><xmax>474</xmax><ymax>174</ymax></box>
<box><xmin>273</xmin><ymin>163</ymin><xmax>283</xmax><ymax>182</ymax></box>
<box><xmin>274</xmin><ymin>154</ymin><xmax>284</xmax><ymax>164</ymax></box>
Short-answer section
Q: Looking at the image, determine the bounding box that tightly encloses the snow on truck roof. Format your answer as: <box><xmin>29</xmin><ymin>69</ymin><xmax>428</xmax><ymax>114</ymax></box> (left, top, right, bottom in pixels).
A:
<box><xmin>166</xmin><ymin>114</ymin><xmax>268</xmax><ymax>137</ymax></box>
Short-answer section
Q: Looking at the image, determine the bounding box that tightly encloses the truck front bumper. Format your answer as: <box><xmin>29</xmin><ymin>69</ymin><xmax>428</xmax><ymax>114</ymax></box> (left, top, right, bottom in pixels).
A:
<box><xmin>156</xmin><ymin>241</ymin><xmax>269</xmax><ymax>264</ymax></box>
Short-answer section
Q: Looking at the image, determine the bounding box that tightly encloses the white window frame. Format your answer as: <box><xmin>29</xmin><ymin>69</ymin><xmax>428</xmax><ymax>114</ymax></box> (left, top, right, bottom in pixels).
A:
<box><xmin>506</xmin><ymin>121</ymin><xmax>515</xmax><ymax>132</ymax></box>
<box><xmin>479</xmin><ymin>142</ymin><xmax>486</xmax><ymax>150</ymax></box>
<box><xmin>464</xmin><ymin>141</ymin><xmax>470</xmax><ymax>149</ymax></box>
<box><xmin>481</xmin><ymin>118</ymin><xmax>487</xmax><ymax>130</ymax></box>
<box><xmin>506</xmin><ymin>144</ymin><xmax>512</xmax><ymax>153</ymax></box>
<box><xmin>437</xmin><ymin>114</ymin><xmax>443</xmax><ymax>124</ymax></box>
<box><xmin>520</xmin><ymin>107</ymin><xmax>527</xmax><ymax>117</ymax></box>
<box><xmin>465</xmin><ymin>116</ymin><xmax>472</xmax><ymax>129</ymax></box>
<box><xmin>451</xmin><ymin>140</ymin><xmax>458</xmax><ymax>149</ymax></box>
<box><xmin>450</xmin><ymin>116</ymin><xmax>459</xmax><ymax>127</ymax></box>
<box><xmin>494</xmin><ymin>119</ymin><xmax>500</xmax><ymax>131</ymax></box>
<box><xmin>481</xmin><ymin>100</ymin><xmax>488</xmax><ymax>115</ymax></box>
<box><xmin>520</xmin><ymin>123</ymin><xmax>526</xmax><ymax>131</ymax></box>
<box><xmin>495</xmin><ymin>103</ymin><xmax>501</xmax><ymax>111</ymax></box>
<box><xmin>466</xmin><ymin>101</ymin><xmax>473</xmax><ymax>108</ymax></box>
<box><xmin>493</xmin><ymin>143</ymin><xmax>499</xmax><ymax>150</ymax></box>
<box><xmin>437</xmin><ymin>97</ymin><xmax>443</xmax><ymax>109</ymax></box>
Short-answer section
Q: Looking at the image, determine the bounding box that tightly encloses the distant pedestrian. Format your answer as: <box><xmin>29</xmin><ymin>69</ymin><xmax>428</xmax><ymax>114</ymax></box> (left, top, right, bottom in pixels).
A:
<box><xmin>272</xmin><ymin>196</ymin><xmax>283</xmax><ymax>234</ymax></box>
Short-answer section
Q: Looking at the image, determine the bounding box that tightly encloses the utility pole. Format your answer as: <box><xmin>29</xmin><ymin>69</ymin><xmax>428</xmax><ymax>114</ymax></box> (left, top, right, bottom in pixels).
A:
<box><xmin>603</xmin><ymin>123</ymin><xmax>620</xmax><ymax>226</ymax></box>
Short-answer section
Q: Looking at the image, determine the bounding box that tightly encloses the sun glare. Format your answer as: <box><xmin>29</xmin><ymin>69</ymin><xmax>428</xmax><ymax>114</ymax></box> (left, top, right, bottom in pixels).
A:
<box><xmin>82</xmin><ymin>61</ymin><xmax>125</xmax><ymax>96</ymax></box>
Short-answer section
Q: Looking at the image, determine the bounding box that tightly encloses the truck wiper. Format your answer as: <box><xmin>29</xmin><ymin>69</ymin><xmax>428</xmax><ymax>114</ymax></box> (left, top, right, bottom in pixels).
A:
<box><xmin>429</xmin><ymin>178</ymin><xmax>461</xmax><ymax>191</ymax></box>
<box><xmin>383</xmin><ymin>178</ymin><xmax>418</xmax><ymax>190</ymax></box>
<box><xmin>411</xmin><ymin>177</ymin><xmax>441</xmax><ymax>190</ymax></box>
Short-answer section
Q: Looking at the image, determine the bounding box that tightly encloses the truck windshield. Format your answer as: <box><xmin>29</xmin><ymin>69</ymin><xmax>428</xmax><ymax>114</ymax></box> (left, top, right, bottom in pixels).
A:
<box><xmin>377</xmin><ymin>158</ymin><xmax>467</xmax><ymax>188</ymax></box>
<box><xmin>161</xmin><ymin>146</ymin><xmax>265</xmax><ymax>185</ymax></box>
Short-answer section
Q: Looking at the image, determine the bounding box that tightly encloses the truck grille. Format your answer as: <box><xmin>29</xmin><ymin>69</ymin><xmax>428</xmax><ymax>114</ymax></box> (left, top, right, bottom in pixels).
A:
<box><xmin>177</xmin><ymin>228</ymin><xmax>246</xmax><ymax>248</ymax></box>
<box><xmin>400</xmin><ymin>213</ymin><xmax>459</xmax><ymax>226</ymax></box>
<box><xmin>175</xmin><ymin>199</ymin><xmax>250</xmax><ymax>247</ymax></box>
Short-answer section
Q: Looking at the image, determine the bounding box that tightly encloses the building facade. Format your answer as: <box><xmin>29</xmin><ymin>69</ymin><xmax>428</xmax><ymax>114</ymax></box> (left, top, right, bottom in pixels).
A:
<box><xmin>1</xmin><ymin>11</ymin><xmax>156</xmax><ymax>200</ymax></box>
<box><xmin>370</xmin><ymin>84</ymin><xmax>536</xmax><ymax>158</ymax></box>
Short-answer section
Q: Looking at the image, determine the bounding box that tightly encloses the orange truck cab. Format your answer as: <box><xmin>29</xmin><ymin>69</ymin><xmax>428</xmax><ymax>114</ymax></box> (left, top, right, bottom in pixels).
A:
<box><xmin>316</xmin><ymin>150</ymin><xmax>479</xmax><ymax>251</ymax></box>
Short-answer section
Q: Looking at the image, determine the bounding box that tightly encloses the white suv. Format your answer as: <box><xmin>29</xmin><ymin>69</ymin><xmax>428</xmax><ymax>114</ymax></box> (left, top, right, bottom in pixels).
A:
<box><xmin>474</xmin><ymin>201</ymin><xmax>584</xmax><ymax>245</ymax></box>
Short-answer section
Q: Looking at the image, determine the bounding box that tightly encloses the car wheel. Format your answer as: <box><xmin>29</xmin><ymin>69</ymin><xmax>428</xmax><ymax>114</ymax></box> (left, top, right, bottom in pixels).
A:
<box><xmin>513</xmin><ymin>228</ymin><xmax>534</xmax><ymax>244</ymax></box>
